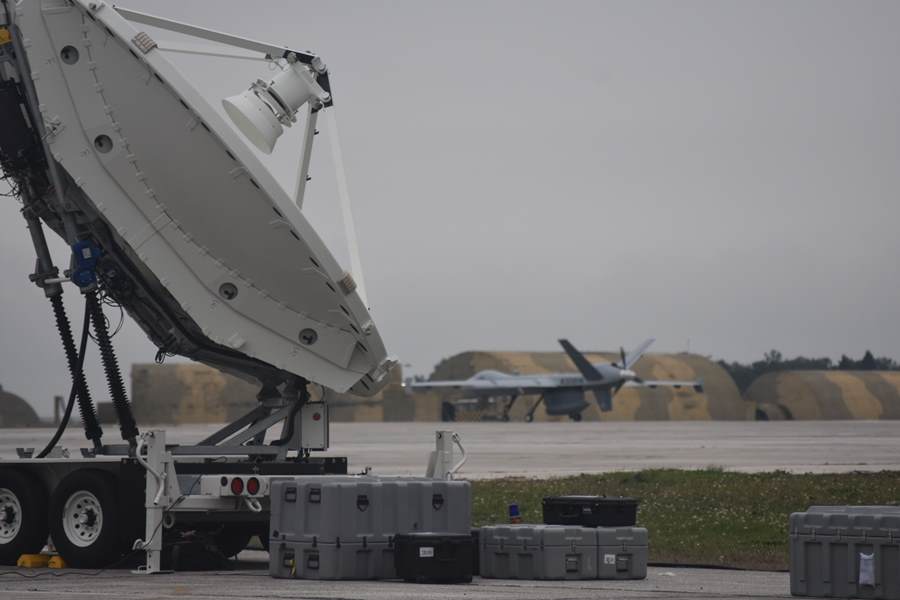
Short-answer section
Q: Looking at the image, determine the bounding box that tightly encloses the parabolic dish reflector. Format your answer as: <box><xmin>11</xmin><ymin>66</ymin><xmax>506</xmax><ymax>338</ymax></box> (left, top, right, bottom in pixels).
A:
<box><xmin>10</xmin><ymin>0</ymin><xmax>393</xmax><ymax>394</ymax></box>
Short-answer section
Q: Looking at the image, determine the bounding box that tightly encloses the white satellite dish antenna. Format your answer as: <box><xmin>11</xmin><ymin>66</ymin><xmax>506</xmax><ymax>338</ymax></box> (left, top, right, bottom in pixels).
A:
<box><xmin>3</xmin><ymin>0</ymin><xmax>395</xmax><ymax>396</ymax></box>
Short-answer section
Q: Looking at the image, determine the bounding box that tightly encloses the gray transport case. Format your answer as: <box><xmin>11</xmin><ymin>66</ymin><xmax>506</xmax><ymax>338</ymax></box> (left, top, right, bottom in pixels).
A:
<box><xmin>270</xmin><ymin>538</ymin><xmax>396</xmax><ymax>580</ymax></box>
<box><xmin>479</xmin><ymin>524</ymin><xmax>647</xmax><ymax>580</ymax></box>
<box><xmin>790</xmin><ymin>506</ymin><xmax>900</xmax><ymax>599</ymax></box>
<box><xmin>269</xmin><ymin>476</ymin><xmax>471</xmax><ymax>580</ymax></box>
<box><xmin>597</xmin><ymin>526</ymin><xmax>649</xmax><ymax>580</ymax></box>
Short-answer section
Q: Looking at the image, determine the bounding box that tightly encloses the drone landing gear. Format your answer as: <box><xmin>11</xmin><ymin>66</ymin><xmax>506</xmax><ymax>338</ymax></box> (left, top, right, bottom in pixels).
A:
<box><xmin>524</xmin><ymin>395</ymin><xmax>544</xmax><ymax>423</ymax></box>
<box><xmin>499</xmin><ymin>395</ymin><xmax>518</xmax><ymax>422</ymax></box>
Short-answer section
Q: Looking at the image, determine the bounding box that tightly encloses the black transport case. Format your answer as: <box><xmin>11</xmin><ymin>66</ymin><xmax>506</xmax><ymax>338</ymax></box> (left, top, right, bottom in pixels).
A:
<box><xmin>543</xmin><ymin>495</ymin><xmax>638</xmax><ymax>527</ymax></box>
<box><xmin>394</xmin><ymin>532</ymin><xmax>473</xmax><ymax>583</ymax></box>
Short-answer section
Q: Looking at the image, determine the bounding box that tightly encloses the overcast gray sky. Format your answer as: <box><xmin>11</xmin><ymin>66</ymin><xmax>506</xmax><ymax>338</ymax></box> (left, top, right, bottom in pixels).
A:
<box><xmin>2</xmin><ymin>0</ymin><xmax>899</xmax><ymax>417</ymax></box>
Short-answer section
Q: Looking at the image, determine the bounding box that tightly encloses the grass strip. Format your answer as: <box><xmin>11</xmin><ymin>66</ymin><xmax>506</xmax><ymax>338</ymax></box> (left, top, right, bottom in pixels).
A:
<box><xmin>471</xmin><ymin>469</ymin><xmax>900</xmax><ymax>571</ymax></box>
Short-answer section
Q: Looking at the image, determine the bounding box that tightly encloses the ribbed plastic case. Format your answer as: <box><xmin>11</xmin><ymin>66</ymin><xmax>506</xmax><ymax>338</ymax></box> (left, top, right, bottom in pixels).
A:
<box><xmin>542</xmin><ymin>495</ymin><xmax>639</xmax><ymax>527</ymax></box>
<box><xmin>268</xmin><ymin>476</ymin><xmax>471</xmax><ymax>580</ymax></box>
<box><xmin>790</xmin><ymin>506</ymin><xmax>900</xmax><ymax>599</ymax></box>
<box><xmin>479</xmin><ymin>524</ymin><xmax>647</xmax><ymax>580</ymax></box>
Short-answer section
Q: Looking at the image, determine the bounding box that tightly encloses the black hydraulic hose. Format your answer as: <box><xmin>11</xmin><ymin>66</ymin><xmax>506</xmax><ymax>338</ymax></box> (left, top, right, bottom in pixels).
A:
<box><xmin>50</xmin><ymin>294</ymin><xmax>103</xmax><ymax>450</ymax></box>
<box><xmin>87</xmin><ymin>292</ymin><xmax>138</xmax><ymax>446</ymax></box>
<box><xmin>37</xmin><ymin>298</ymin><xmax>90</xmax><ymax>458</ymax></box>
<box><xmin>269</xmin><ymin>399</ymin><xmax>302</xmax><ymax>447</ymax></box>
<box><xmin>270</xmin><ymin>380</ymin><xmax>310</xmax><ymax>447</ymax></box>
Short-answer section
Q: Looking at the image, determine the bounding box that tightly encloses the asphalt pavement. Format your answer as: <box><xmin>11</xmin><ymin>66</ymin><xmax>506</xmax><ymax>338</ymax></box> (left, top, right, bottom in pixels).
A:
<box><xmin>3</xmin><ymin>420</ymin><xmax>898</xmax><ymax>477</ymax></box>
<box><xmin>0</xmin><ymin>558</ymin><xmax>791</xmax><ymax>600</ymax></box>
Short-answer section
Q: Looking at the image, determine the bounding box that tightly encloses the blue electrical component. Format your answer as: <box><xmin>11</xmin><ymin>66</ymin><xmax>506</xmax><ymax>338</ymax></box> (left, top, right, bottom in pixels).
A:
<box><xmin>70</xmin><ymin>240</ymin><xmax>101</xmax><ymax>288</ymax></box>
<box><xmin>508</xmin><ymin>502</ymin><xmax>522</xmax><ymax>524</ymax></box>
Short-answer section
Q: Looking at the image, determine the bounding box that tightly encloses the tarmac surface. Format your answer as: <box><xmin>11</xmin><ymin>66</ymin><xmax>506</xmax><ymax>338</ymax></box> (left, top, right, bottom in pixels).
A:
<box><xmin>2</xmin><ymin>420</ymin><xmax>899</xmax><ymax>477</ymax></box>
<box><xmin>1</xmin><ymin>421</ymin><xmax>884</xmax><ymax>598</ymax></box>
<box><xmin>0</xmin><ymin>554</ymin><xmax>791</xmax><ymax>600</ymax></box>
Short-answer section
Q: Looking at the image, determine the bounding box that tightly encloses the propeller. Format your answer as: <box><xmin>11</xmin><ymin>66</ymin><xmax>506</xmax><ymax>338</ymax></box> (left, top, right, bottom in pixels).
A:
<box><xmin>614</xmin><ymin>346</ymin><xmax>644</xmax><ymax>384</ymax></box>
<box><xmin>612</xmin><ymin>347</ymin><xmax>624</xmax><ymax>368</ymax></box>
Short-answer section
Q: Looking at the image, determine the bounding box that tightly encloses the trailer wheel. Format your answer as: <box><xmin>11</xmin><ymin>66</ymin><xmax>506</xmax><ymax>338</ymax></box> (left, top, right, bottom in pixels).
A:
<box><xmin>214</xmin><ymin>524</ymin><xmax>253</xmax><ymax>558</ymax></box>
<box><xmin>0</xmin><ymin>469</ymin><xmax>48</xmax><ymax>565</ymax></box>
<box><xmin>49</xmin><ymin>470</ymin><xmax>124</xmax><ymax>568</ymax></box>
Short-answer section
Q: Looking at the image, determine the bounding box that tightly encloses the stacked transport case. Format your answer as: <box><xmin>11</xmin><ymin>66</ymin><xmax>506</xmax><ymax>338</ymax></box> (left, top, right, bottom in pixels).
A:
<box><xmin>268</xmin><ymin>476</ymin><xmax>471</xmax><ymax>580</ymax></box>
<box><xmin>268</xmin><ymin>481</ymin><xmax>647</xmax><ymax>583</ymax></box>
<box><xmin>479</xmin><ymin>495</ymin><xmax>647</xmax><ymax>580</ymax></box>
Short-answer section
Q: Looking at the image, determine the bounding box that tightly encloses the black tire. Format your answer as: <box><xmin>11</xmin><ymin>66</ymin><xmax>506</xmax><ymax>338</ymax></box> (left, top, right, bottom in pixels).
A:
<box><xmin>214</xmin><ymin>524</ymin><xmax>253</xmax><ymax>558</ymax></box>
<box><xmin>440</xmin><ymin>402</ymin><xmax>456</xmax><ymax>422</ymax></box>
<box><xmin>49</xmin><ymin>469</ymin><xmax>124</xmax><ymax>568</ymax></box>
<box><xmin>569</xmin><ymin>412</ymin><xmax>583</xmax><ymax>422</ymax></box>
<box><xmin>0</xmin><ymin>469</ymin><xmax>48</xmax><ymax>565</ymax></box>
<box><xmin>524</xmin><ymin>413</ymin><xmax>534</xmax><ymax>423</ymax></box>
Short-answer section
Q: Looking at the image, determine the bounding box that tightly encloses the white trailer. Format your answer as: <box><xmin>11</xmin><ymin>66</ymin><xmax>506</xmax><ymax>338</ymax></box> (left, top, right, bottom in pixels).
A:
<box><xmin>0</xmin><ymin>0</ymin><xmax>397</xmax><ymax>573</ymax></box>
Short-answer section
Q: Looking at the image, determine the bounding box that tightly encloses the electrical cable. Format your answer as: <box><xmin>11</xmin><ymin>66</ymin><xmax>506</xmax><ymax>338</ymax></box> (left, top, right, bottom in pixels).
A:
<box><xmin>0</xmin><ymin>175</ymin><xmax>21</xmax><ymax>199</ymax></box>
<box><xmin>0</xmin><ymin>547</ymin><xmax>142</xmax><ymax>578</ymax></box>
<box><xmin>88</xmin><ymin>290</ymin><xmax>124</xmax><ymax>341</ymax></box>
<box><xmin>36</xmin><ymin>298</ymin><xmax>90</xmax><ymax>459</ymax></box>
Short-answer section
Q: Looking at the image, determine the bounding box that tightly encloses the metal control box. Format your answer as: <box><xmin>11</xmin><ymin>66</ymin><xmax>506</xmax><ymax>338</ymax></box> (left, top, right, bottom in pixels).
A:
<box><xmin>790</xmin><ymin>506</ymin><xmax>900</xmax><ymax>599</ymax></box>
<box><xmin>299</xmin><ymin>402</ymin><xmax>329</xmax><ymax>450</ymax></box>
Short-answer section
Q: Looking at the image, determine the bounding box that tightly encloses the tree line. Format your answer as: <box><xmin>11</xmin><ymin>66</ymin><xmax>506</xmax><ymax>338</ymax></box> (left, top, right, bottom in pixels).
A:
<box><xmin>718</xmin><ymin>350</ymin><xmax>900</xmax><ymax>393</ymax></box>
